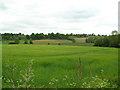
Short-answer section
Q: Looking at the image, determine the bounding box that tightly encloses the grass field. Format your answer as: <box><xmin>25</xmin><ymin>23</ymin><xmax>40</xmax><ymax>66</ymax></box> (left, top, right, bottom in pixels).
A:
<box><xmin>2</xmin><ymin>44</ymin><xmax>118</xmax><ymax>88</ymax></box>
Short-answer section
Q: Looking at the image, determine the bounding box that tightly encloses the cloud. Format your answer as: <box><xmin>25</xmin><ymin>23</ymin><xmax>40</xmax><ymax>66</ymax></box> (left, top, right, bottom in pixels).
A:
<box><xmin>0</xmin><ymin>0</ymin><xmax>118</xmax><ymax>35</ymax></box>
<box><xmin>58</xmin><ymin>10</ymin><xmax>96</xmax><ymax>19</ymax></box>
<box><xmin>0</xmin><ymin>3</ymin><xmax>7</xmax><ymax>10</ymax></box>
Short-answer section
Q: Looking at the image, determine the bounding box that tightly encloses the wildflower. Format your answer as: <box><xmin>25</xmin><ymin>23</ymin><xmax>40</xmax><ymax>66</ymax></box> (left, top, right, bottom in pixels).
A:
<box><xmin>7</xmin><ymin>79</ymin><xmax>10</xmax><ymax>83</ymax></box>
<box><xmin>95</xmin><ymin>75</ymin><xmax>98</xmax><ymax>78</ymax></box>
<box><xmin>70</xmin><ymin>83</ymin><xmax>73</xmax><ymax>86</ymax></box>
<box><xmin>55</xmin><ymin>79</ymin><xmax>58</xmax><ymax>82</ymax></box>
<box><xmin>64</xmin><ymin>75</ymin><xmax>68</xmax><ymax>78</ymax></box>
<box><xmin>49</xmin><ymin>82</ymin><xmax>54</xmax><ymax>85</ymax></box>
<box><xmin>19</xmin><ymin>80</ymin><xmax>22</xmax><ymax>82</ymax></box>
<box><xmin>101</xmin><ymin>69</ymin><xmax>104</xmax><ymax>73</ymax></box>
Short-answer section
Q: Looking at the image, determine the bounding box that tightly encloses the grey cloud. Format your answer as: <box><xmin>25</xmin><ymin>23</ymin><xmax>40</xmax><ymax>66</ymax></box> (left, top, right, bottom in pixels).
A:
<box><xmin>0</xmin><ymin>0</ymin><xmax>14</xmax><ymax>10</ymax></box>
<box><xmin>0</xmin><ymin>2</ymin><xmax>7</xmax><ymax>10</ymax></box>
<box><xmin>55</xmin><ymin>10</ymin><xmax>97</xmax><ymax>22</ymax></box>
<box><xmin>0</xmin><ymin>20</ymin><xmax>57</xmax><ymax>32</ymax></box>
<box><xmin>0</xmin><ymin>24</ymin><xmax>26</xmax><ymax>32</ymax></box>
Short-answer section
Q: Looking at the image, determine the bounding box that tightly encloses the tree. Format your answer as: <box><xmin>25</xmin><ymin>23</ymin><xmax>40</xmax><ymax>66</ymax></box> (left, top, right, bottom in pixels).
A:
<box><xmin>94</xmin><ymin>37</ymin><xmax>103</xmax><ymax>46</ymax></box>
<box><xmin>26</xmin><ymin>35</ymin><xmax>30</xmax><ymax>40</ymax></box>
<box><xmin>86</xmin><ymin>36</ymin><xmax>97</xmax><ymax>43</ymax></box>
<box><xmin>101</xmin><ymin>37</ymin><xmax>109</xmax><ymax>47</ymax></box>
<box><xmin>111</xmin><ymin>30</ymin><xmax>118</xmax><ymax>35</ymax></box>
<box><xmin>108</xmin><ymin>35</ymin><xmax>119</xmax><ymax>47</ymax></box>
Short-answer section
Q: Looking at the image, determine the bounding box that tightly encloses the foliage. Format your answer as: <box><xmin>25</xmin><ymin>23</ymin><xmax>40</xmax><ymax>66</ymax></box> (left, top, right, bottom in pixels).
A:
<box><xmin>8</xmin><ymin>38</ymin><xmax>20</xmax><ymax>44</ymax></box>
<box><xmin>111</xmin><ymin>30</ymin><xmax>118</xmax><ymax>35</ymax></box>
<box><xmin>24</xmin><ymin>40</ymin><xmax>28</xmax><ymax>44</ymax></box>
<box><xmin>86</xmin><ymin>36</ymin><xmax>97</xmax><ymax>43</ymax></box>
<box><xmin>29</xmin><ymin>40</ymin><xmax>33</xmax><ymax>44</ymax></box>
<box><xmin>14</xmin><ymin>38</ymin><xmax>20</xmax><ymax>44</ymax></box>
<box><xmin>72</xmin><ymin>39</ymin><xmax>76</xmax><ymax>43</ymax></box>
<box><xmin>94</xmin><ymin>35</ymin><xmax>120</xmax><ymax>48</ymax></box>
<box><xmin>1</xmin><ymin>32</ymin><xmax>105</xmax><ymax>41</ymax></box>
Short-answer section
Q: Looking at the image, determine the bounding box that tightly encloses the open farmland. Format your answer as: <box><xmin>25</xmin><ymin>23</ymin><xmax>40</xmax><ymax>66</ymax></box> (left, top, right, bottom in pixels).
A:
<box><xmin>32</xmin><ymin>39</ymin><xmax>72</xmax><ymax>44</ymax></box>
<box><xmin>74</xmin><ymin>38</ymin><xmax>87</xmax><ymax>43</ymax></box>
<box><xmin>2</xmin><ymin>44</ymin><xmax>118</xmax><ymax>88</ymax></box>
<box><xmin>32</xmin><ymin>38</ymin><xmax>88</xmax><ymax>44</ymax></box>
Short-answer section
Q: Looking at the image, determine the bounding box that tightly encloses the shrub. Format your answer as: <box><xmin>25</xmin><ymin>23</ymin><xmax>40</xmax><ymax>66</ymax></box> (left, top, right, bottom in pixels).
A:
<box><xmin>86</xmin><ymin>36</ymin><xmax>97</xmax><ymax>43</ymax></box>
<box><xmin>72</xmin><ymin>39</ymin><xmax>76</xmax><ymax>43</ymax></box>
<box><xmin>29</xmin><ymin>40</ymin><xmax>33</xmax><ymax>44</ymax></box>
<box><xmin>48</xmin><ymin>43</ymin><xmax>50</xmax><ymax>45</ymax></box>
<box><xmin>24</xmin><ymin>40</ymin><xmax>28</xmax><ymax>44</ymax></box>
<box><xmin>8</xmin><ymin>39</ymin><xmax>20</xmax><ymax>44</ymax></box>
<box><xmin>14</xmin><ymin>39</ymin><xmax>19</xmax><ymax>44</ymax></box>
<box><xmin>9</xmin><ymin>42</ymin><xmax>17</xmax><ymax>44</ymax></box>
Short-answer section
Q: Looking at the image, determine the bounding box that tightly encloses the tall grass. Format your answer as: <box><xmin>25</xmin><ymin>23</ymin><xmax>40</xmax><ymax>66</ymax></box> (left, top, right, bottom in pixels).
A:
<box><xmin>3</xmin><ymin>60</ymin><xmax>34</xmax><ymax>88</ymax></box>
<box><xmin>2</xmin><ymin>44</ymin><xmax>118</xmax><ymax>88</ymax></box>
<box><xmin>3</xmin><ymin>58</ymin><xmax>118</xmax><ymax>88</ymax></box>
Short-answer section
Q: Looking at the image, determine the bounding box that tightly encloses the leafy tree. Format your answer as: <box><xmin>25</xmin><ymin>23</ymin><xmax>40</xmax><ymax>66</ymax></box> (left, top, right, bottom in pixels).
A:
<box><xmin>101</xmin><ymin>37</ymin><xmax>109</xmax><ymax>47</ymax></box>
<box><xmin>108</xmin><ymin>35</ymin><xmax>119</xmax><ymax>47</ymax></box>
<box><xmin>111</xmin><ymin>30</ymin><xmax>118</xmax><ymax>35</ymax></box>
<box><xmin>86</xmin><ymin>36</ymin><xmax>97</xmax><ymax>43</ymax></box>
<box><xmin>94</xmin><ymin>37</ymin><xmax>104</xmax><ymax>46</ymax></box>
<box><xmin>26</xmin><ymin>35</ymin><xmax>30</xmax><ymax>40</ymax></box>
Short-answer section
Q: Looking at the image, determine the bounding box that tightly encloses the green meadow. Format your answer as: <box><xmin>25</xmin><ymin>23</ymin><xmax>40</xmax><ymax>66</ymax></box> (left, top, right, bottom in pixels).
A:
<box><xmin>2</xmin><ymin>44</ymin><xmax>118</xmax><ymax>88</ymax></box>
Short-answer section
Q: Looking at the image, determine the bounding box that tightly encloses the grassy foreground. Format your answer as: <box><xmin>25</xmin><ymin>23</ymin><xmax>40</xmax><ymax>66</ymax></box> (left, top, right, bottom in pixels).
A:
<box><xmin>2</xmin><ymin>44</ymin><xmax>118</xmax><ymax>88</ymax></box>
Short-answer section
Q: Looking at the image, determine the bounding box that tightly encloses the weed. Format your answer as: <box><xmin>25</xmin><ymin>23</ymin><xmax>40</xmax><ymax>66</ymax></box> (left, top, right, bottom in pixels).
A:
<box><xmin>3</xmin><ymin>60</ymin><xmax>34</xmax><ymax>88</ymax></box>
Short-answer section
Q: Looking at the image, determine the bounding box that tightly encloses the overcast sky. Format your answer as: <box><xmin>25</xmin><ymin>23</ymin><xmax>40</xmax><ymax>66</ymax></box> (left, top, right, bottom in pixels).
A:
<box><xmin>0</xmin><ymin>0</ymin><xmax>119</xmax><ymax>35</ymax></box>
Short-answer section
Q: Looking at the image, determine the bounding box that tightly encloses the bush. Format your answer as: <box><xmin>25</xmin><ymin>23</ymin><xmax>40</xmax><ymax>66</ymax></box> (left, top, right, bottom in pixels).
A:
<box><xmin>29</xmin><ymin>40</ymin><xmax>33</xmax><ymax>44</ymax></box>
<box><xmin>9</xmin><ymin>42</ymin><xmax>17</xmax><ymax>44</ymax></box>
<box><xmin>72</xmin><ymin>39</ymin><xmax>76</xmax><ymax>43</ymax></box>
<box><xmin>24</xmin><ymin>40</ymin><xmax>28</xmax><ymax>44</ymax></box>
<box><xmin>58</xmin><ymin>43</ymin><xmax>61</xmax><ymax>45</ymax></box>
<box><xmin>86</xmin><ymin>36</ymin><xmax>97</xmax><ymax>43</ymax></box>
<box><xmin>14</xmin><ymin>39</ymin><xmax>19</xmax><ymax>44</ymax></box>
<box><xmin>48</xmin><ymin>43</ymin><xmax>50</xmax><ymax>45</ymax></box>
<box><xmin>8</xmin><ymin>39</ymin><xmax>20</xmax><ymax>44</ymax></box>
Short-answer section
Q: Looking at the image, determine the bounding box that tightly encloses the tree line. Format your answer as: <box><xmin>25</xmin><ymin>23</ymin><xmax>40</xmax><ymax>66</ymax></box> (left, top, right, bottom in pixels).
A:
<box><xmin>1</xmin><ymin>31</ymin><xmax>119</xmax><ymax>48</ymax></box>
<box><xmin>1</xmin><ymin>32</ymin><xmax>104</xmax><ymax>41</ymax></box>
